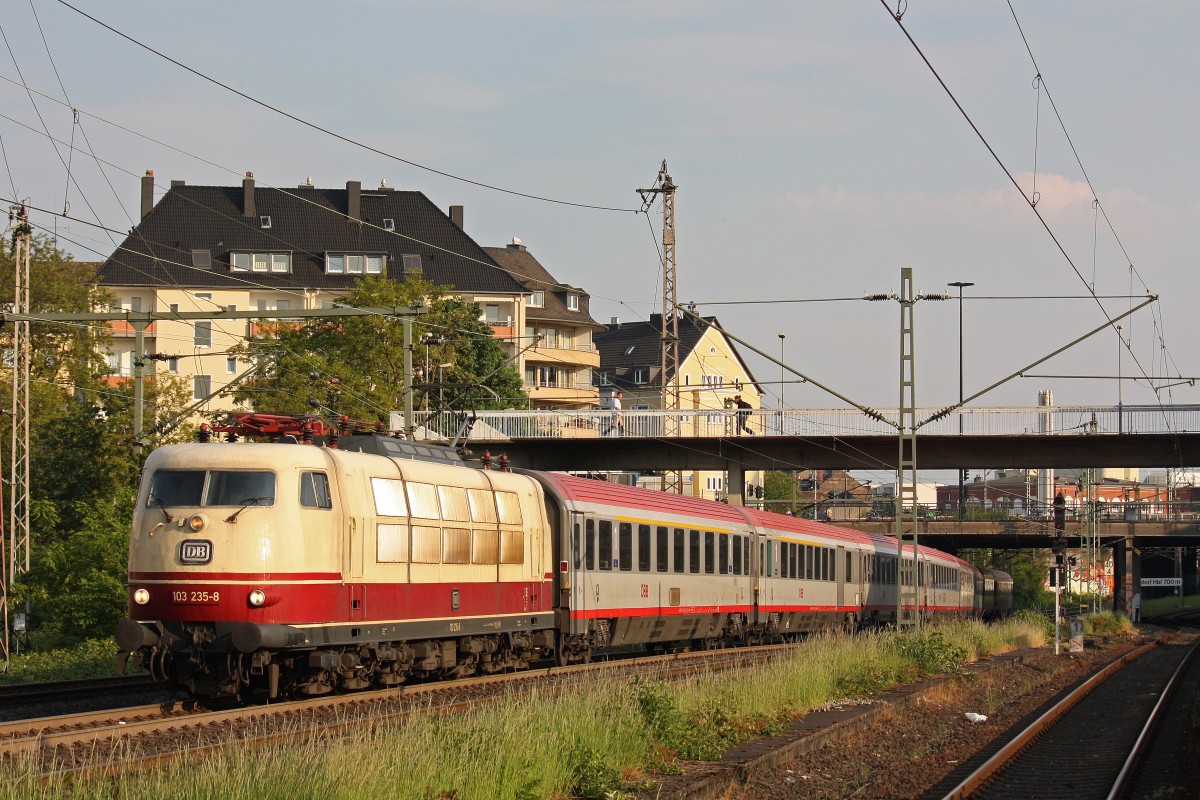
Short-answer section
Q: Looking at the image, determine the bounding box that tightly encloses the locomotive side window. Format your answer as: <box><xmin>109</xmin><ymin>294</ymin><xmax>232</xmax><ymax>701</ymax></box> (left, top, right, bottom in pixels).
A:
<box><xmin>300</xmin><ymin>471</ymin><xmax>332</xmax><ymax>509</ymax></box>
<box><xmin>473</xmin><ymin>529</ymin><xmax>499</xmax><ymax>564</ymax></box>
<box><xmin>495</xmin><ymin>491</ymin><xmax>522</xmax><ymax>525</ymax></box>
<box><xmin>377</xmin><ymin>523</ymin><xmax>409</xmax><ymax>562</ymax></box>
<box><xmin>148</xmin><ymin>470</ymin><xmax>205</xmax><ymax>507</ymax></box>
<box><xmin>371</xmin><ymin>478</ymin><xmax>408</xmax><ymax>516</ymax></box>
<box><xmin>688</xmin><ymin>530</ymin><xmax>700</xmax><ymax>574</ymax></box>
<box><xmin>443</xmin><ymin>528</ymin><xmax>470</xmax><ymax>563</ymax></box>
<box><xmin>468</xmin><ymin>489</ymin><xmax>498</xmax><ymax>523</ymax></box>
<box><xmin>499</xmin><ymin>530</ymin><xmax>524</xmax><ymax>564</ymax></box>
<box><xmin>718</xmin><ymin>534</ymin><xmax>729</xmax><ymax>575</ymax></box>
<box><xmin>656</xmin><ymin>527</ymin><xmax>668</xmax><ymax>573</ymax></box>
<box><xmin>598</xmin><ymin>520</ymin><xmax>613</xmax><ymax>570</ymax></box>
<box><xmin>638</xmin><ymin>525</ymin><xmax>651</xmax><ymax>572</ymax></box>
<box><xmin>438</xmin><ymin>486</ymin><xmax>471</xmax><ymax>522</ymax></box>
<box><xmin>412</xmin><ymin>525</ymin><xmax>441</xmax><ymax>563</ymax></box>
<box><xmin>406</xmin><ymin>482</ymin><xmax>440</xmax><ymax>519</ymax></box>
<box><xmin>205</xmin><ymin>471</ymin><xmax>275</xmax><ymax>506</ymax></box>
<box><xmin>673</xmin><ymin>528</ymin><xmax>685</xmax><ymax>574</ymax></box>
<box><xmin>732</xmin><ymin>535</ymin><xmax>742</xmax><ymax>575</ymax></box>
<box><xmin>585</xmin><ymin>519</ymin><xmax>596</xmax><ymax>570</ymax></box>
<box><xmin>704</xmin><ymin>532</ymin><xmax>715</xmax><ymax>575</ymax></box>
<box><xmin>618</xmin><ymin>523</ymin><xmax>632</xmax><ymax>572</ymax></box>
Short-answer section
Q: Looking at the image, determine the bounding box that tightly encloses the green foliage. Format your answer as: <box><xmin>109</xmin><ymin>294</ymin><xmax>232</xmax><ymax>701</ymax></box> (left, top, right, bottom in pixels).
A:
<box><xmin>566</xmin><ymin>742</ymin><xmax>626</xmax><ymax>799</ymax></box>
<box><xmin>0</xmin><ymin>637</ymin><xmax>118</xmax><ymax>684</ymax></box>
<box><xmin>1083</xmin><ymin>611</ymin><xmax>1134</xmax><ymax>636</ymax></box>
<box><xmin>231</xmin><ymin>275</ymin><xmax>525</xmax><ymax>421</ymax></box>
<box><xmin>895</xmin><ymin>631</ymin><xmax>969</xmax><ymax>676</ymax></box>
<box><xmin>1011</xmin><ymin>608</ymin><xmax>1054</xmax><ymax>641</ymax></box>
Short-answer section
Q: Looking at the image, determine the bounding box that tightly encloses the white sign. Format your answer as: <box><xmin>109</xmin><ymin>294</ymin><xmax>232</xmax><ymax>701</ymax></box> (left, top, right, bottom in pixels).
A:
<box><xmin>1142</xmin><ymin>577</ymin><xmax>1182</xmax><ymax>587</ymax></box>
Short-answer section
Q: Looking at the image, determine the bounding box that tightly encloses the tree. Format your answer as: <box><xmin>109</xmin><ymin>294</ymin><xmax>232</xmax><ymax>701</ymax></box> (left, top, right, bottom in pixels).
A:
<box><xmin>230</xmin><ymin>275</ymin><xmax>525</xmax><ymax>422</ymax></box>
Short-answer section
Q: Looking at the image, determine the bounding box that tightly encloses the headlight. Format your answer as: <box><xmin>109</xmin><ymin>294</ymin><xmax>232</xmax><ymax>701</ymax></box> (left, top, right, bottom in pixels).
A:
<box><xmin>248</xmin><ymin>589</ymin><xmax>267</xmax><ymax>607</ymax></box>
<box><xmin>133</xmin><ymin>588</ymin><xmax>151</xmax><ymax>605</ymax></box>
<box><xmin>188</xmin><ymin>514</ymin><xmax>206</xmax><ymax>532</ymax></box>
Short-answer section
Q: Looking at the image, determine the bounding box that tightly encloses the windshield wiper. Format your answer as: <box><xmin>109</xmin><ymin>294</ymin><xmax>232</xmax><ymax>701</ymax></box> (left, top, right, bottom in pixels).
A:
<box><xmin>151</xmin><ymin>495</ymin><xmax>172</xmax><ymax>523</ymax></box>
<box><xmin>224</xmin><ymin>496</ymin><xmax>270</xmax><ymax>524</ymax></box>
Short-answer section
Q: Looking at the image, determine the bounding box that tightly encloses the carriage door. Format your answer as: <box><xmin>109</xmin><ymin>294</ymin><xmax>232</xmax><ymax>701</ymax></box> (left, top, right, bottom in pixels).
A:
<box><xmin>570</xmin><ymin>514</ymin><xmax>596</xmax><ymax>636</ymax></box>
<box><xmin>346</xmin><ymin>516</ymin><xmax>365</xmax><ymax>621</ymax></box>
<box><xmin>836</xmin><ymin>546</ymin><xmax>846</xmax><ymax>611</ymax></box>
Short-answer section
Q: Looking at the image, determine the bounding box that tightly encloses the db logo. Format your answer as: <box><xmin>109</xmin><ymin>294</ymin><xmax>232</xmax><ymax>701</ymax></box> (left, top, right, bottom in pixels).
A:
<box><xmin>178</xmin><ymin>540</ymin><xmax>213</xmax><ymax>565</ymax></box>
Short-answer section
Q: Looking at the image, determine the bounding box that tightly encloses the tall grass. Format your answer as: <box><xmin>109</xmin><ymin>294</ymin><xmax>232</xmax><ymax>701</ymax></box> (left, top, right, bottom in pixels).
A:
<box><xmin>0</xmin><ymin>618</ymin><xmax>1049</xmax><ymax>800</ymax></box>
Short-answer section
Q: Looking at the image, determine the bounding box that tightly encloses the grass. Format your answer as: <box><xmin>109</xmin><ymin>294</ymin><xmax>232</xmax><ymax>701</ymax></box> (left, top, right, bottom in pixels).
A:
<box><xmin>0</xmin><ymin>637</ymin><xmax>120</xmax><ymax>685</ymax></box>
<box><xmin>0</xmin><ymin>617</ymin><xmax>1050</xmax><ymax>800</ymax></box>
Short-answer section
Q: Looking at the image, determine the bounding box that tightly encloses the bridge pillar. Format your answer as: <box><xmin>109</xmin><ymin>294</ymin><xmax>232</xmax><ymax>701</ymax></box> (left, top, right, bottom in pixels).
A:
<box><xmin>1111</xmin><ymin>538</ymin><xmax>1142</xmax><ymax>617</ymax></box>
<box><xmin>1185</xmin><ymin>547</ymin><xmax>1198</xmax><ymax>597</ymax></box>
<box><xmin>726</xmin><ymin>461</ymin><xmax>746</xmax><ymax>507</ymax></box>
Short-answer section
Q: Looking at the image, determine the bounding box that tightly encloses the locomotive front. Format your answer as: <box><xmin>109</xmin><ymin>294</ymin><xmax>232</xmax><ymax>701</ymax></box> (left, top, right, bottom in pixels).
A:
<box><xmin>116</xmin><ymin>442</ymin><xmax>342</xmax><ymax>696</ymax></box>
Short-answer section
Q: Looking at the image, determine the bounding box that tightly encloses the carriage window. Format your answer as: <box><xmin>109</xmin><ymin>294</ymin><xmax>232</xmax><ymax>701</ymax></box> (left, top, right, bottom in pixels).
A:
<box><xmin>764</xmin><ymin>542</ymin><xmax>771</xmax><ymax>577</ymax></box>
<box><xmin>718</xmin><ymin>534</ymin><xmax>729</xmax><ymax>575</ymax></box>
<box><xmin>572</xmin><ymin>523</ymin><xmax>581</xmax><ymax>569</ymax></box>
<box><xmin>744</xmin><ymin>539</ymin><xmax>751</xmax><ymax>577</ymax></box>
<box><xmin>585</xmin><ymin>519</ymin><xmax>596</xmax><ymax>570</ymax></box>
<box><xmin>205</xmin><ymin>471</ymin><xmax>275</xmax><ymax>507</ymax></box>
<box><xmin>473</xmin><ymin>529</ymin><xmax>498</xmax><ymax>564</ymax></box>
<box><xmin>438</xmin><ymin>486</ymin><xmax>471</xmax><ymax>522</ymax></box>
<box><xmin>704</xmin><ymin>532</ymin><xmax>715</xmax><ymax>575</ymax></box>
<box><xmin>806</xmin><ymin>545</ymin><xmax>815</xmax><ymax>580</ymax></box>
<box><xmin>618</xmin><ymin>523</ymin><xmax>633</xmax><ymax>572</ymax></box>
<box><xmin>638</xmin><ymin>525</ymin><xmax>651</xmax><ymax>572</ymax></box>
<box><xmin>377</xmin><ymin>523</ymin><xmax>408</xmax><ymax>562</ymax></box>
<box><xmin>411</xmin><ymin>525</ymin><xmax>440</xmax><ymax>563</ymax></box>
<box><xmin>468</xmin><ymin>489</ymin><xmax>498</xmax><ymax>523</ymax></box>
<box><xmin>300</xmin><ymin>471</ymin><xmax>332</xmax><ymax>509</ymax></box>
<box><xmin>406</xmin><ymin>482</ymin><xmax>440</xmax><ymax>519</ymax></box>
<box><xmin>495</xmin><ymin>491</ymin><xmax>523</xmax><ymax>525</ymax></box>
<box><xmin>674</xmin><ymin>528</ymin><xmax>685</xmax><ymax>574</ymax></box>
<box><xmin>443</xmin><ymin>528</ymin><xmax>470</xmax><ymax>564</ymax></box>
<box><xmin>371</xmin><ymin>478</ymin><xmax>407</xmax><ymax>516</ymax></box>
<box><xmin>656</xmin><ymin>527</ymin><xmax>668</xmax><ymax>573</ymax></box>
<box><xmin>500</xmin><ymin>530</ymin><xmax>524</xmax><ymax>564</ymax></box>
<box><xmin>846</xmin><ymin>552</ymin><xmax>852</xmax><ymax>581</ymax></box>
<box><xmin>688</xmin><ymin>530</ymin><xmax>700</xmax><ymax>574</ymax></box>
<box><xmin>789</xmin><ymin>543</ymin><xmax>798</xmax><ymax>579</ymax></box>
<box><xmin>732</xmin><ymin>535</ymin><xmax>743</xmax><ymax>575</ymax></box>
<box><xmin>148</xmin><ymin>470</ymin><xmax>205</xmax><ymax>507</ymax></box>
<box><xmin>599</xmin><ymin>520</ymin><xmax>613</xmax><ymax>570</ymax></box>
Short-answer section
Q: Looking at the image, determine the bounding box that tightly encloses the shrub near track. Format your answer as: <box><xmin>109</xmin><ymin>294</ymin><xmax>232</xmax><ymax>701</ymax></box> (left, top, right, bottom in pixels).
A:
<box><xmin>0</xmin><ymin>619</ymin><xmax>1047</xmax><ymax>800</ymax></box>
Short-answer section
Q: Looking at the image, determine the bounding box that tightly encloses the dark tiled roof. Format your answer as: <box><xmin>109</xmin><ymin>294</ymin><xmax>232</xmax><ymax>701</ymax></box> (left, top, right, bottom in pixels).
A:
<box><xmin>483</xmin><ymin>244</ymin><xmax>604</xmax><ymax>329</ymax></box>
<box><xmin>96</xmin><ymin>183</ymin><xmax>525</xmax><ymax>295</ymax></box>
<box><xmin>595</xmin><ymin>314</ymin><xmax>724</xmax><ymax>390</ymax></box>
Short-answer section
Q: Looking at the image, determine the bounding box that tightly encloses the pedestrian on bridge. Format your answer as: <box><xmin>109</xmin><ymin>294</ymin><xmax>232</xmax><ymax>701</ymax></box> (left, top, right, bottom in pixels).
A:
<box><xmin>607</xmin><ymin>391</ymin><xmax>623</xmax><ymax>437</ymax></box>
<box><xmin>734</xmin><ymin>395</ymin><xmax>753</xmax><ymax>435</ymax></box>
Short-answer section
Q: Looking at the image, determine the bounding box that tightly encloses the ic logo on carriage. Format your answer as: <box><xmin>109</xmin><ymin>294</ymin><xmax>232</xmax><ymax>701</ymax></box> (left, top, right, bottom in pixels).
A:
<box><xmin>178</xmin><ymin>540</ymin><xmax>213</xmax><ymax>565</ymax></box>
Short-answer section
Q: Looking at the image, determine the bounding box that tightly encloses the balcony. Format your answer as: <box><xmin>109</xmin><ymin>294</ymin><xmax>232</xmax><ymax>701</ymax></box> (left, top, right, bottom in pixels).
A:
<box><xmin>108</xmin><ymin>320</ymin><xmax>157</xmax><ymax>336</ymax></box>
<box><xmin>525</xmin><ymin>380</ymin><xmax>600</xmax><ymax>407</ymax></box>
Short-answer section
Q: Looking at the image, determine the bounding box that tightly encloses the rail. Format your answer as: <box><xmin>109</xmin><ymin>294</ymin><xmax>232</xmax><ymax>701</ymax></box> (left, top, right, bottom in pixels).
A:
<box><xmin>409</xmin><ymin>404</ymin><xmax>1200</xmax><ymax>441</ymax></box>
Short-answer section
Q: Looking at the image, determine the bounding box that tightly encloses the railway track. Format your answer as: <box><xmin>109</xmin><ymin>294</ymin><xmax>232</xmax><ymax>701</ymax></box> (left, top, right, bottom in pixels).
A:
<box><xmin>937</xmin><ymin>634</ymin><xmax>1200</xmax><ymax>800</ymax></box>
<box><xmin>0</xmin><ymin>675</ymin><xmax>155</xmax><ymax>711</ymax></box>
<box><xmin>0</xmin><ymin>642</ymin><xmax>793</xmax><ymax>777</ymax></box>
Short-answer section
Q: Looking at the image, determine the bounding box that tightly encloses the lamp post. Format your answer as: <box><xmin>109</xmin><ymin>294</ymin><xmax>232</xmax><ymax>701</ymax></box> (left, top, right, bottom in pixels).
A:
<box><xmin>778</xmin><ymin>333</ymin><xmax>786</xmax><ymax>437</ymax></box>
<box><xmin>948</xmin><ymin>281</ymin><xmax>974</xmax><ymax>521</ymax></box>
<box><xmin>1117</xmin><ymin>323</ymin><xmax>1123</xmax><ymax>435</ymax></box>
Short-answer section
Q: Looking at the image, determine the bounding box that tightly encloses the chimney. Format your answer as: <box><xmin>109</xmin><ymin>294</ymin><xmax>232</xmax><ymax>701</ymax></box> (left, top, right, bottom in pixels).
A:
<box><xmin>140</xmin><ymin>170</ymin><xmax>154</xmax><ymax>220</ymax></box>
<box><xmin>242</xmin><ymin>171</ymin><xmax>255</xmax><ymax>217</ymax></box>
<box><xmin>449</xmin><ymin>205</ymin><xmax>464</xmax><ymax>230</ymax></box>
<box><xmin>610</xmin><ymin>317</ymin><xmax>620</xmax><ymax>328</ymax></box>
<box><xmin>170</xmin><ymin>180</ymin><xmax>185</xmax><ymax>188</ymax></box>
<box><xmin>347</xmin><ymin>180</ymin><xmax>361</xmax><ymax>221</ymax></box>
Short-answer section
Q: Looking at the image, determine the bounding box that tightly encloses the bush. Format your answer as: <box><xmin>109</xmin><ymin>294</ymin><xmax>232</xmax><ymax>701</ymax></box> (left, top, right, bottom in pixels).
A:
<box><xmin>0</xmin><ymin>637</ymin><xmax>119</xmax><ymax>684</ymax></box>
<box><xmin>895</xmin><ymin>631</ymin><xmax>968</xmax><ymax>676</ymax></box>
<box><xmin>1083</xmin><ymin>611</ymin><xmax>1134</xmax><ymax>636</ymax></box>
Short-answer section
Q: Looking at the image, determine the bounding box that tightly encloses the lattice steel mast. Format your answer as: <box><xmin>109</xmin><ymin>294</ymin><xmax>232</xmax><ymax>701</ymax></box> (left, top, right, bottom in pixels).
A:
<box><xmin>638</xmin><ymin>161</ymin><xmax>682</xmax><ymax>493</ymax></box>
<box><xmin>6</xmin><ymin>205</ymin><xmax>33</xmax><ymax>670</ymax></box>
<box><xmin>895</xmin><ymin>267</ymin><xmax>920</xmax><ymax>630</ymax></box>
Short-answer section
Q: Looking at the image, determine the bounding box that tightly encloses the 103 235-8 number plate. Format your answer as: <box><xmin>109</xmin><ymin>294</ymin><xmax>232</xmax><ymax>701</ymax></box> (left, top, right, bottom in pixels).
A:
<box><xmin>172</xmin><ymin>589</ymin><xmax>221</xmax><ymax>604</ymax></box>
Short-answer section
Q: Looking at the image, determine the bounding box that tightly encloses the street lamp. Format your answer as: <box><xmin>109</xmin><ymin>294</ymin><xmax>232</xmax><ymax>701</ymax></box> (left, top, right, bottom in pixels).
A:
<box><xmin>948</xmin><ymin>281</ymin><xmax>974</xmax><ymax>521</ymax></box>
<box><xmin>1116</xmin><ymin>323</ymin><xmax>1123</xmax><ymax>435</ymax></box>
<box><xmin>778</xmin><ymin>333</ymin><xmax>786</xmax><ymax>410</ymax></box>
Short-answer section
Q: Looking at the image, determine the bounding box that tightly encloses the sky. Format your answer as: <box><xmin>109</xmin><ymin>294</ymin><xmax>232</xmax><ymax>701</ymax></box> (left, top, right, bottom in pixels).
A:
<box><xmin>3</xmin><ymin>1</ymin><xmax>1199</xmax><ymax>462</ymax></box>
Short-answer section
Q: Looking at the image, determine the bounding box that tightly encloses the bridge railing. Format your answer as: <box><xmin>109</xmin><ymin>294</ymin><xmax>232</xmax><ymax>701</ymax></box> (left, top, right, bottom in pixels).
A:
<box><xmin>406</xmin><ymin>404</ymin><xmax>1200</xmax><ymax>440</ymax></box>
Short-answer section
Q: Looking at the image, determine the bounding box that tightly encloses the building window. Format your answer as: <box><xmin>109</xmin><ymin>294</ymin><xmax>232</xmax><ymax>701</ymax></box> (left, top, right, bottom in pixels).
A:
<box><xmin>702</xmin><ymin>374</ymin><xmax>723</xmax><ymax>388</ymax></box>
<box><xmin>526</xmin><ymin>366</ymin><xmax>559</xmax><ymax>387</ymax></box>
<box><xmin>106</xmin><ymin>352</ymin><xmax>121</xmax><ymax>372</ymax></box>
<box><xmin>401</xmin><ymin>254</ymin><xmax>421</xmax><ymax>273</ymax></box>
<box><xmin>706</xmin><ymin>476</ymin><xmax>724</xmax><ymax>492</ymax></box>
<box><xmin>195</xmin><ymin>293</ymin><xmax>212</xmax><ymax>301</ymax></box>
<box><xmin>540</xmin><ymin>327</ymin><xmax>558</xmax><ymax>349</ymax></box>
<box><xmin>168</xmin><ymin>357</ymin><xmax>178</xmax><ymax>373</ymax></box>
<box><xmin>191</xmin><ymin>249</ymin><xmax>212</xmax><ymax>268</ymax></box>
<box><xmin>260</xmin><ymin>215</ymin><xmax>272</xmax><ymax>229</ymax></box>
<box><xmin>194</xmin><ymin>321</ymin><xmax>212</xmax><ymax>348</ymax></box>
<box><xmin>325</xmin><ymin>253</ymin><xmax>384</xmax><ymax>275</ymax></box>
<box><xmin>382</xmin><ymin>218</ymin><xmax>395</xmax><ymax>231</ymax></box>
<box><xmin>226</xmin><ymin>358</ymin><xmax>237</xmax><ymax>374</ymax></box>
<box><xmin>567</xmin><ymin>294</ymin><xmax>579</xmax><ymax>311</ymax></box>
<box><xmin>193</xmin><ymin>375</ymin><xmax>212</xmax><ymax>401</ymax></box>
<box><xmin>633</xmin><ymin>368</ymin><xmax>648</xmax><ymax>384</ymax></box>
<box><xmin>529</xmin><ymin>291</ymin><xmax>544</xmax><ymax>308</ymax></box>
<box><xmin>231</xmin><ymin>252</ymin><xmax>290</xmax><ymax>273</ymax></box>
<box><xmin>128</xmin><ymin>297</ymin><xmax>142</xmax><ymax>312</ymax></box>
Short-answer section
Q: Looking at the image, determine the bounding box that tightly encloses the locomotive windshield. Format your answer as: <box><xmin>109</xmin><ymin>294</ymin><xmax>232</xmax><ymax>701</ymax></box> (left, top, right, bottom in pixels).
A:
<box><xmin>147</xmin><ymin>470</ymin><xmax>276</xmax><ymax>507</ymax></box>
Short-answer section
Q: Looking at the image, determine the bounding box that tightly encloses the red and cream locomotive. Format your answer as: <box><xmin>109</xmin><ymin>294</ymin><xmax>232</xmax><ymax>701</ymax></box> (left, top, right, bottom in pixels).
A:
<box><xmin>116</xmin><ymin>414</ymin><xmax>1008</xmax><ymax>699</ymax></box>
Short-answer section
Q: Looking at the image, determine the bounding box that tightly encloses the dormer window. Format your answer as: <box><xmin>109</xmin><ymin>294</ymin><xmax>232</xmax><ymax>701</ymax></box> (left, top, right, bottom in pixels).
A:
<box><xmin>529</xmin><ymin>291</ymin><xmax>544</xmax><ymax>308</ymax></box>
<box><xmin>325</xmin><ymin>253</ymin><xmax>386</xmax><ymax>275</ymax></box>
<box><xmin>260</xmin><ymin>216</ymin><xmax>272</xmax><ymax>229</ymax></box>
<box><xmin>633</xmin><ymin>368</ymin><xmax>648</xmax><ymax>384</ymax></box>
<box><xmin>567</xmin><ymin>294</ymin><xmax>579</xmax><ymax>311</ymax></box>
<box><xmin>231</xmin><ymin>252</ymin><xmax>290</xmax><ymax>273</ymax></box>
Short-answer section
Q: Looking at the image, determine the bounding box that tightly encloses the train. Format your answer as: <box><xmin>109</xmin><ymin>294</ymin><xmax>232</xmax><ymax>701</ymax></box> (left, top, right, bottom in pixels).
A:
<box><xmin>115</xmin><ymin>415</ymin><xmax>1013</xmax><ymax>700</ymax></box>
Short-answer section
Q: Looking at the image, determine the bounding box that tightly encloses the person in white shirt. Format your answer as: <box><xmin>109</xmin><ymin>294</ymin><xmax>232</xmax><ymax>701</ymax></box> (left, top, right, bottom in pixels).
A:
<box><xmin>610</xmin><ymin>391</ymin><xmax>623</xmax><ymax>436</ymax></box>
